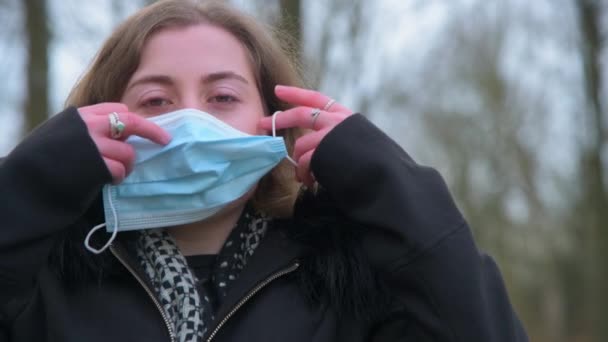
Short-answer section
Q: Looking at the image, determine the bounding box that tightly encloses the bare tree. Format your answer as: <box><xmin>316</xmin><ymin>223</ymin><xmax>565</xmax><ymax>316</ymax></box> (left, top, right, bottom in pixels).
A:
<box><xmin>574</xmin><ymin>1</ymin><xmax>608</xmax><ymax>341</ymax></box>
<box><xmin>380</xmin><ymin>2</ymin><xmax>579</xmax><ymax>340</ymax></box>
<box><xmin>23</xmin><ymin>0</ymin><xmax>49</xmax><ymax>133</ymax></box>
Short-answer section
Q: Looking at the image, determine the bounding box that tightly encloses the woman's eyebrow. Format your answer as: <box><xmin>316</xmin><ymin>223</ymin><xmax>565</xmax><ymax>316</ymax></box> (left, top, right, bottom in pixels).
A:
<box><xmin>126</xmin><ymin>75</ymin><xmax>173</xmax><ymax>92</ymax></box>
<box><xmin>125</xmin><ymin>71</ymin><xmax>249</xmax><ymax>92</ymax></box>
<box><xmin>203</xmin><ymin>71</ymin><xmax>249</xmax><ymax>85</ymax></box>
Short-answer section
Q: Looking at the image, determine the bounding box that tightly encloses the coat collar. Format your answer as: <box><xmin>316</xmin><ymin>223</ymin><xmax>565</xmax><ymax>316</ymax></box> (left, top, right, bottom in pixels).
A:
<box><xmin>209</xmin><ymin>224</ymin><xmax>303</xmax><ymax>329</ymax></box>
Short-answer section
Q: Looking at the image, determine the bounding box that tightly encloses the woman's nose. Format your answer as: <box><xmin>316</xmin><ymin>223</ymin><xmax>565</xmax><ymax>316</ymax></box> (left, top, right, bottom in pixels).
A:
<box><xmin>179</xmin><ymin>96</ymin><xmax>206</xmax><ymax>112</ymax></box>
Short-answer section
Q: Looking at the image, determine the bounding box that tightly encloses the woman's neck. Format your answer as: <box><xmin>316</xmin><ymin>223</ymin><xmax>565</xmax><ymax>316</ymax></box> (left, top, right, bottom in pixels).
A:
<box><xmin>168</xmin><ymin>202</ymin><xmax>246</xmax><ymax>256</ymax></box>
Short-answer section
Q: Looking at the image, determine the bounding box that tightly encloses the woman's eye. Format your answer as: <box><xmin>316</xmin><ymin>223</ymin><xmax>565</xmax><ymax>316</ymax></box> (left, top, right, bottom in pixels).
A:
<box><xmin>142</xmin><ymin>97</ymin><xmax>171</xmax><ymax>107</ymax></box>
<box><xmin>210</xmin><ymin>94</ymin><xmax>238</xmax><ymax>103</ymax></box>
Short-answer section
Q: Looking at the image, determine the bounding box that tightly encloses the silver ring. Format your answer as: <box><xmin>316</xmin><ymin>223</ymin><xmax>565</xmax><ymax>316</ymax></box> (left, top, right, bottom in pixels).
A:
<box><xmin>108</xmin><ymin>112</ymin><xmax>126</xmax><ymax>139</ymax></box>
<box><xmin>310</xmin><ymin>108</ymin><xmax>322</xmax><ymax>129</ymax></box>
<box><xmin>322</xmin><ymin>99</ymin><xmax>336</xmax><ymax>111</ymax></box>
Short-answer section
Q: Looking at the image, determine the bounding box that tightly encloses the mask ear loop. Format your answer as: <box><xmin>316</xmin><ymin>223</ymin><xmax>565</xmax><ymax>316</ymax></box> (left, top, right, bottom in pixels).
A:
<box><xmin>84</xmin><ymin>192</ymin><xmax>119</xmax><ymax>254</ymax></box>
<box><xmin>272</xmin><ymin>111</ymin><xmax>298</xmax><ymax>167</ymax></box>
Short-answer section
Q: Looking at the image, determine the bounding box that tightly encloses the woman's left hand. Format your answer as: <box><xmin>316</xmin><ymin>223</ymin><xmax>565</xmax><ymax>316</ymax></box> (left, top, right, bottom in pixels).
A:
<box><xmin>259</xmin><ymin>85</ymin><xmax>352</xmax><ymax>186</ymax></box>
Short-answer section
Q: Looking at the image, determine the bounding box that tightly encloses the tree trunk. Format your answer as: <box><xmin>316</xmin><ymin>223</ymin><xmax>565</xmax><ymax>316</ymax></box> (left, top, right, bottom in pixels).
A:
<box><xmin>576</xmin><ymin>1</ymin><xmax>608</xmax><ymax>341</ymax></box>
<box><xmin>24</xmin><ymin>0</ymin><xmax>49</xmax><ymax>133</ymax></box>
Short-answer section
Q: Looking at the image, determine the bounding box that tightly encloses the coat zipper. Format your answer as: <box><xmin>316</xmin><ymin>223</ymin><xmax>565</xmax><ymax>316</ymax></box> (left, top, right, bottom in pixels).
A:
<box><xmin>205</xmin><ymin>261</ymin><xmax>300</xmax><ymax>342</ymax></box>
<box><xmin>110</xmin><ymin>246</ymin><xmax>176</xmax><ymax>342</ymax></box>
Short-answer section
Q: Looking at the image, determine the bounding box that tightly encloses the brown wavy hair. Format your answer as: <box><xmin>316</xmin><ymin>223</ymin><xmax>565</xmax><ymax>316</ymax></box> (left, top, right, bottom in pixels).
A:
<box><xmin>66</xmin><ymin>0</ymin><xmax>305</xmax><ymax>217</ymax></box>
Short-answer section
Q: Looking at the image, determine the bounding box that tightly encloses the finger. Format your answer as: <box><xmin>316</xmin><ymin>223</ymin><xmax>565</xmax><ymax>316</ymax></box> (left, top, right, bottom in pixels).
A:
<box><xmin>115</xmin><ymin>112</ymin><xmax>171</xmax><ymax>145</ymax></box>
<box><xmin>78</xmin><ymin>102</ymin><xmax>129</xmax><ymax>117</ymax></box>
<box><xmin>259</xmin><ymin>107</ymin><xmax>347</xmax><ymax>131</ymax></box>
<box><xmin>83</xmin><ymin>113</ymin><xmax>115</xmax><ymax>136</ymax></box>
<box><xmin>293</xmin><ymin>129</ymin><xmax>328</xmax><ymax>162</ymax></box>
<box><xmin>79</xmin><ymin>106</ymin><xmax>129</xmax><ymax>135</ymax></box>
<box><xmin>296</xmin><ymin>149</ymin><xmax>316</xmax><ymax>187</ymax></box>
<box><xmin>275</xmin><ymin>85</ymin><xmax>351</xmax><ymax>114</ymax></box>
<box><xmin>97</xmin><ymin>138</ymin><xmax>136</xmax><ymax>175</ymax></box>
<box><xmin>104</xmin><ymin>157</ymin><xmax>126</xmax><ymax>184</ymax></box>
<box><xmin>83</xmin><ymin>110</ymin><xmax>171</xmax><ymax>145</ymax></box>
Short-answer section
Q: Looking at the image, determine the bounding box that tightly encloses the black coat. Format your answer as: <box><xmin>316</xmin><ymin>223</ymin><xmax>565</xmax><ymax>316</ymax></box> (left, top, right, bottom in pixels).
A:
<box><xmin>0</xmin><ymin>108</ymin><xmax>528</xmax><ymax>341</ymax></box>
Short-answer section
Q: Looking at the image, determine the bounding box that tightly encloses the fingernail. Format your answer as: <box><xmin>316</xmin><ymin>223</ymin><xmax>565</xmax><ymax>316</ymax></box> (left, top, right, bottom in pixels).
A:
<box><xmin>275</xmin><ymin>85</ymin><xmax>287</xmax><ymax>93</ymax></box>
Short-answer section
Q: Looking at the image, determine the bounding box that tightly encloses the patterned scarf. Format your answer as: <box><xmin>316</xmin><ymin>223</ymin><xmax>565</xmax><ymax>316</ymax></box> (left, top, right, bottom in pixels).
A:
<box><xmin>135</xmin><ymin>209</ymin><xmax>270</xmax><ymax>341</ymax></box>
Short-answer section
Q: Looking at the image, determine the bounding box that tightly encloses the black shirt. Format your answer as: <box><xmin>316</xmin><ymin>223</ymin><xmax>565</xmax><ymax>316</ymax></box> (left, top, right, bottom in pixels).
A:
<box><xmin>186</xmin><ymin>254</ymin><xmax>220</xmax><ymax>312</ymax></box>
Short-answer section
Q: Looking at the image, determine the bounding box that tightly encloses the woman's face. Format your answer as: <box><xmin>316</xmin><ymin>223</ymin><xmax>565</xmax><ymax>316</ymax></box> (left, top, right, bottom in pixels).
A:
<box><xmin>121</xmin><ymin>24</ymin><xmax>265</xmax><ymax>135</ymax></box>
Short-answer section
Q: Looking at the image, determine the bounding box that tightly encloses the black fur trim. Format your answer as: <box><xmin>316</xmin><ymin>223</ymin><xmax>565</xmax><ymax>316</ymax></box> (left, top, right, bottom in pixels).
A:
<box><xmin>285</xmin><ymin>186</ymin><xmax>390</xmax><ymax>323</ymax></box>
<box><xmin>47</xmin><ymin>197</ymin><xmax>122</xmax><ymax>289</ymax></box>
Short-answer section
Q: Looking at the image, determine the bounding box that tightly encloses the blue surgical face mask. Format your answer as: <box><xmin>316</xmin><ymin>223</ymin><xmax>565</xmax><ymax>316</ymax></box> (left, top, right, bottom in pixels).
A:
<box><xmin>85</xmin><ymin>108</ymin><xmax>296</xmax><ymax>254</ymax></box>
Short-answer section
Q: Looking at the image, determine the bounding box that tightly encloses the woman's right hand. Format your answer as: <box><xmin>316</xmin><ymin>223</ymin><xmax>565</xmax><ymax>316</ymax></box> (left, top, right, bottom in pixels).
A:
<box><xmin>77</xmin><ymin>103</ymin><xmax>171</xmax><ymax>184</ymax></box>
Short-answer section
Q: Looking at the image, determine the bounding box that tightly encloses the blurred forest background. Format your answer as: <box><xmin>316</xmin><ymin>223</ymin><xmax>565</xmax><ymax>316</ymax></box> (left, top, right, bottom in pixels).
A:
<box><xmin>1</xmin><ymin>0</ymin><xmax>607</xmax><ymax>341</ymax></box>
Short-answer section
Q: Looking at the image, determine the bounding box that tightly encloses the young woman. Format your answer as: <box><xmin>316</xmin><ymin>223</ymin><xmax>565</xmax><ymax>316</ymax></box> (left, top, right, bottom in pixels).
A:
<box><xmin>0</xmin><ymin>1</ymin><xmax>528</xmax><ymax>341</ymax></box>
